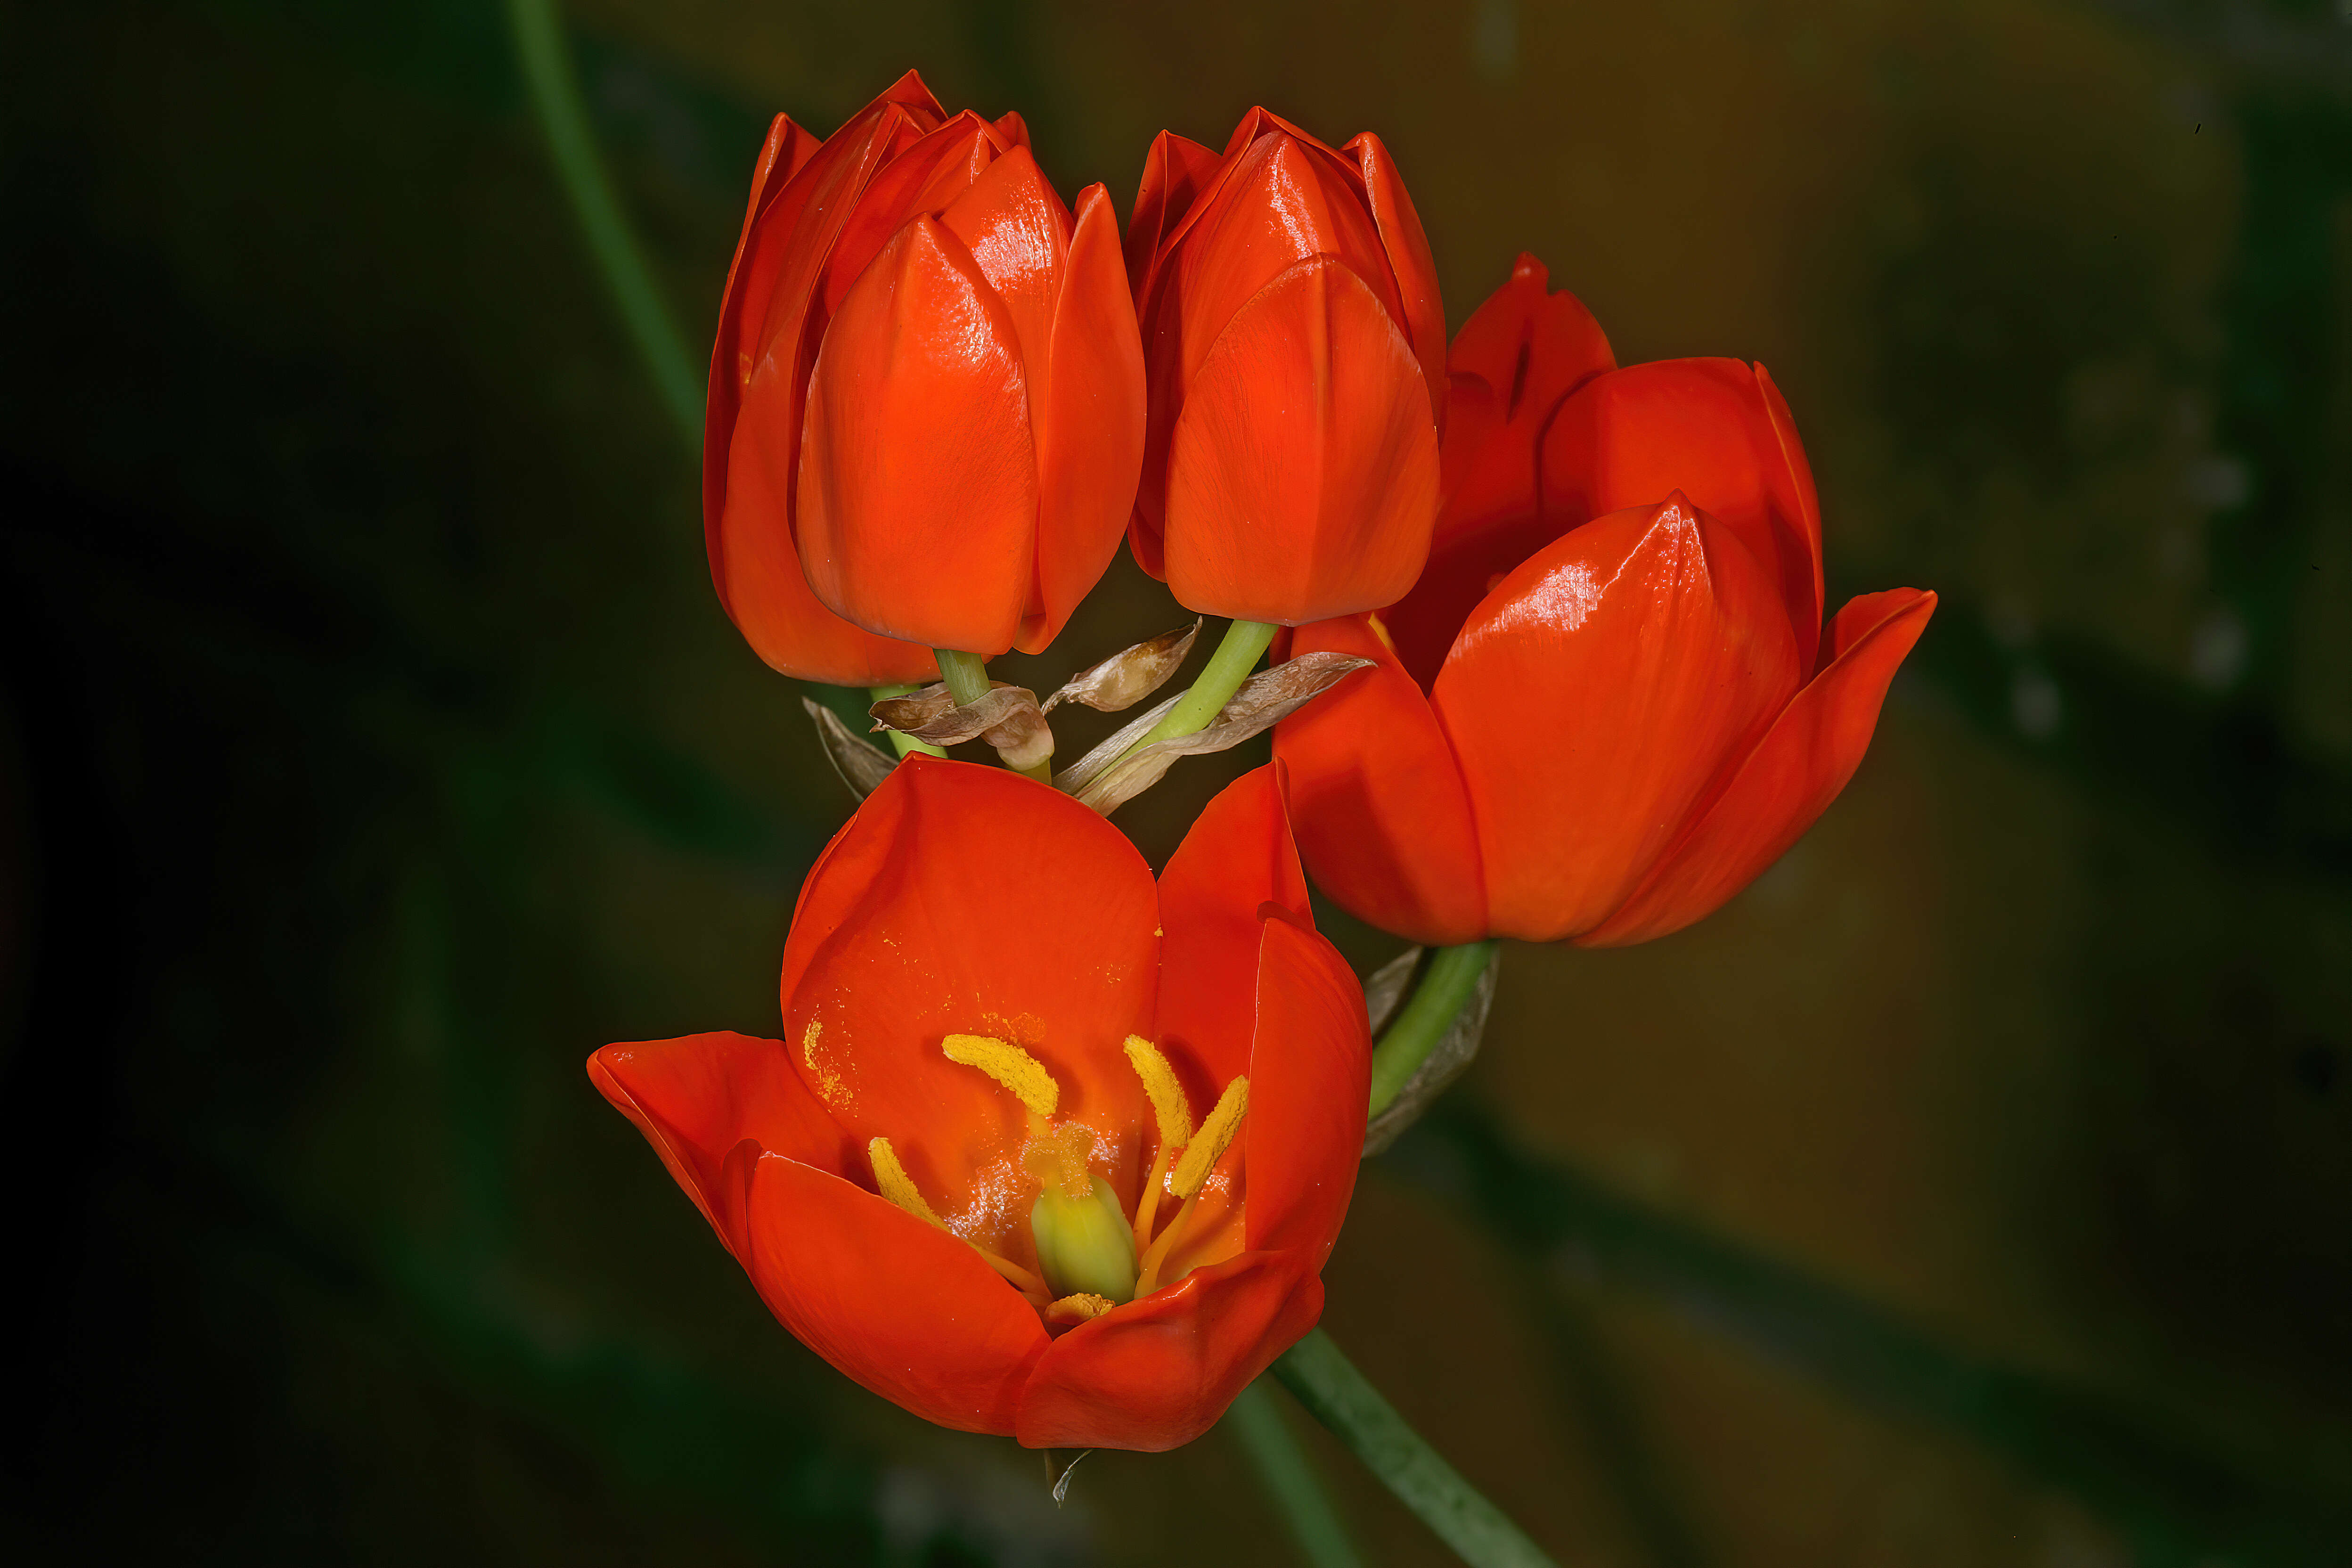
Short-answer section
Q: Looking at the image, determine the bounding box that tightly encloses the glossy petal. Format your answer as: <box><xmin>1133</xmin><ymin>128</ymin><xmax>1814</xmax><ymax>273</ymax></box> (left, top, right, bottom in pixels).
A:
<box><xmin>776</xmin><ymin>758</ymin><xmax>1159</xmax><ymax>1253</ymax></box>
<box><xmin>1154</xmin><ymin>764</ymin><xmax>1312</xmax><ymax>1089</ymax></box>
<box><xmin>1542</xmin><ymin>358</ymin><xmax>1824</xmax><ymax>669</ymax></box>
<box><xmin>1125</xmin><ymin>130</ymin><xmax>1222</xmax><ymax>305</ymax></box>
<box><xmin>938</xmin><ymin>145</ymin><xmax>1070</xmax><ymax>392</ymax></box>
<box><xmin>1162</xmin><ymin>256</ymin><xmax>1439</xmax><ymax>623</ymax></box>
<box><xmin>1021</xmin><ymin>182</ymin><xmax>1145</xmax><ymax>653</ymax></box>
<box><xmin>704</xmin><ymin>106</ymin><xmax>939</xmax><ymax>684</ymax></box>
<box><xmin>1582</xmin><ymin>588</ymin><xmax>1937</xmax><ymax>946</ymax></box>
<box><xmin>817</xmin><ymin>111</ymin><xmax>1010</xmax><ymax>318</ymax></box>
<box><xmin>1013</xmin><ymin>1251</ymin><xmax>1322</xmax><ymax>1451</ymax></box>
<box><xmin>1437</xmin><ymin>497</ymin><xmax>1803</xmax><ymax>940</ymax></box>
<box><xmin>1346</xmin><ymin>131</ymin><xmax>1448</xmax><ymax>426</ymax></box>
<box><xmin>797</xmin><ymin>217</ymin><xmax>1038</xmax><ymax>653</ymax></box>
<box><xmin>1241</xmin><ymin>910</ymin><xmax>1369</xmax><ymax>1263</ymax></box>
<box><xmin>1379</xmin><ymin>255</ymin><xmax>1618</xmax><ymax>689</ymax></box>
<box><xmin>1273</xmin><ymin>615</ymin><xmax>1487</xmax><ymax>943</ymax></box>
<box><xmin>588</xmin><ymin>1031</ymin><xmax>850</xmax><ymax>1257</ymax></box>
<box><xmin>740</xmin><ymin>1149</ymin><xmax>1050</xmax><ymax>1435</ymax></box>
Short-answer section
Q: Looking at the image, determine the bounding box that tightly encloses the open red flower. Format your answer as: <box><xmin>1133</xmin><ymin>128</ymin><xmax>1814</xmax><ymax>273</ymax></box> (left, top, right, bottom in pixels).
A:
<box><xmin>1275</xmin><ymin>255</ymin><xmax>1937</xmax><ymax>947</ymax></box>
<box><xmin>588</xmin><ymin>758</ymin><xmax>1367</xmax><ymax>1450</ymax></box>
<box><xmin>1125</xmin><ymin>108</ymin><xmax>1446</xmax><ymax>625</ymax></box>
<box><xmin>705</xmin><ymin>71</ymin><xmax>1145</xmax><ymax>673</ymax></box>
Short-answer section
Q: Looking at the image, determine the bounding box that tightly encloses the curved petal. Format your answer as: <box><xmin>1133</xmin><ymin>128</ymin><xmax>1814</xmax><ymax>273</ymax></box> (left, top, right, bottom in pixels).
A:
<box><xmin>939</xmin><ymin>145</ymin><xmax>1071</xmax><ymax>390</ymax></box>
<box><xmin>1165</xmin><ymin>132</ymin><xmax>1400</xmax><ymax>392</ymax></box>
<box><xmin>588</xmin><ymin>1031</ymin><xmax>850</xmax><ymax>1258</ymax></box>
<box><xmin>1437</xmin><ymin>497</ymin><xmax>1803</xmax><ymax>941</ymax></box>
<box><xmin>1273</xmin><ymin>615</ymin><xmax>1488</xmax><ymax>944</ymax></box>
<box><xmin>1162</xmin><ymin>256</ymin><xmax>1438</xmax><ymax>623</ymax></box>
<box><xmin>817</xmin><ymin>111</ymin><xmax>1012</xmax><ymax>318</ymax></box>
<box><xmin>776</xmin><ymin>758</ymin><xmax>1159</xmax><ymax>1252</ymax></box>
<box><xmin>1582</xmin><ymin>588</ymin><xmax>1937</xmax><ymax>947</ymax></box>
<box><xmin>1541</xmin><ymin>358</ymin><xmax>1824</xmax><ymax>669</ymax></box>
<box><xmin>1013</xmin><ymin>1251</ymin><xmax>1322</xmax><ymax>1451</ymax></box>
<box><xmin>1756</xmin><ymin>365</ymin><xmax>1826</xmax><ymax>668</ymax></box>
<box><xmin>1125</xmin><ymin>129</ymin><xmax>1223</xmax><ymax>305</ymax></box>
<box><xmin>1378</xmin><ymin>256</ymin><xmax>1617</xmax><ymax>690</ymax></box>
<box><xmin>796</xmin><ymin>217</ymin><xmax>1038</xmax><ymax>654</ymax></box>
<box><xmin>1021</xmin><ymin>182</ymin><xmax>1145</xmax><ymax>653</ymax></box>
<box><xmin>1242</xmin><ymin>911</ymin><xmax>1369</xmax><ymax>1263</ymax></box>
<box><xmin>740</xmin><ymin>1149</ymin><xmax>1050</xmax><ymax>1436</ymax></box>
<box><xmin>1345</xmin><ymin>131</ymin><xmax>1448</xmax><ymax>428</ymax></box>
<box><xmin>1154</xmin><ymin>763</ymin><xmax>1311</xmax><ymax>1089</ymax></box>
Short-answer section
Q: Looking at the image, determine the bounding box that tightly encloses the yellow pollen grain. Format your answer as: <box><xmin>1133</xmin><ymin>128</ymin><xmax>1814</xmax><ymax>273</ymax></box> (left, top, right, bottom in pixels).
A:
<box><xmin>1045</xmin><ymin>1292</ymin><xmax>1115</xmax><ymax>1324</ymax></box>
<box><xmin>1022</xmin><ymin>1119</ymin><xmax>1094</xmax><ymax>1200</ymax></box>
<box><xmin>1171</xmin><ymin>1076</ymin><xmax>1248</xmax><ymax>1199</ymax></box>
<box><xmin>942</xmin><ymin>1033</ymin><xmax>1059</xmax><ymax>1118</ymax></box>
<box><xmin>1122</xmin><ymin>1036</ymin><xmax>1194</xmax><ymax>1148</ymax></box>
<box><xmin>868</xmin><ymin>1137</ymin><xmax>944</xmax><ymax>1229</ymax></box>
<box><xmin>801</xmin><ymin>1020</ymin><xmax>846</xmax><ymax>1105</ymax></box>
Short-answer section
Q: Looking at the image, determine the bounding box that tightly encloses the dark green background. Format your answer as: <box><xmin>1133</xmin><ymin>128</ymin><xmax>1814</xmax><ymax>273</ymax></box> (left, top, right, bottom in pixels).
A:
<box><xmin>4</xmin><ymin>0</ymin><xmax>2350</xmax><ymax>1562</ymax></box>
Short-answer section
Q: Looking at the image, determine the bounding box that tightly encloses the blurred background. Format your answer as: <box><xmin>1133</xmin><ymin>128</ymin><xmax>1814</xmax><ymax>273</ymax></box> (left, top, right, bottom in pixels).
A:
<box><xmin>4</xmin><ymin>0</ymin><xmax>2350</xmax><ymax>1562</ymax></box>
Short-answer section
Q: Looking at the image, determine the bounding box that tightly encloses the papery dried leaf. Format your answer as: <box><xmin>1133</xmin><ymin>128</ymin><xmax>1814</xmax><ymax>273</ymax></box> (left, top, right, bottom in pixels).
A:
<box><xmin>872</xmin><ymin>683</ymin><xmax>1055</xmax><ymax>773</ymax></box>
<box><xmin>1042</xmin><ymin>620</ymin><xmax>1201</xmax><ymax>714</ymax></box>
<box><xmin>1362</xmin><ymin>947</ymin><xmax>1500</xmax><ymax>1157</ymax></box>
<box><xmin>1361</xmin><ymin>946</ymin><xmax>1424</xmax><ymax>1037</ymax></box>
<box><xmin>1057</xmin><ymin>652</ymin><xmax>1373</xmax><ymax>815</ymax></box>
<box><xmin>803</xmin><ymin>695</ymin><xmax>898</xmax><ymax>800</ymax></box>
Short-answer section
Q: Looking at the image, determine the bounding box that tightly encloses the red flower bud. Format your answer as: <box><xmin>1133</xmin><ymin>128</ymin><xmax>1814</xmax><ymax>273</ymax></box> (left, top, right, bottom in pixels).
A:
<box><xmin>1276</xmin><ymin>255</ymin><xmax>1936</xmax><ymax>947</ymax></box>
<box><xmin>588</xmin><ymin>759</ymin><xmax>1367</xmax><ymax>1450</ymax></box>
<box><xmin>705</xmin><ymin>72</ymin><xmax>1146</xmax><ymax>675</ymax></box>
<box><xmin>1126</xmin><ymin>110</ymin><xmax>1446</xmax><ymax>626</ymax></box>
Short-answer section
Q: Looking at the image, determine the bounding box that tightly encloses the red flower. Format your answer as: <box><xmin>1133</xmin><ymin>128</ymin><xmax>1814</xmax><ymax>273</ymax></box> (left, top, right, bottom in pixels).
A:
<box><xmin>588</xmin><ymin>758</ymin><xmax>1367</xmax><ymax>1450</ymax></box>
<box><xmin>1275</xmin><ymin>255</ymin><xmax>1937</xmax><ymax>947</ymax></box>
<box><xmin>705</xmin><ymin>71</ymin><xmax>1145</xmax><ymax>674</ymax></box>
<box><xmin>1125</xmin><ymin>109</ymin><xmax>1447</xmax><ymax>626</ymax></box>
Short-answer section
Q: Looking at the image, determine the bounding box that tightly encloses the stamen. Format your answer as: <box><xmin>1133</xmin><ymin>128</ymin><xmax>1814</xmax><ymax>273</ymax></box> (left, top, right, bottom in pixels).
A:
<box><xmin>871</xmin><ymin>1137</ymin><xmax>1050</xmax><ymax>1304</ymax></box>
<box><xmin>1021</xmin><ymin>1119</ymin><xmax>1095</xmax><ymax>1201</ymax></box>
<box><xmin>869</xmin><ymin>1137</ymin><xmax>944</xmax><ymax>1228</ymax></box>
<box><xmin>1122</xmin><ymin>1036</ymin><xmax>1194</xmax><ymax>1147</ymax></box>
<box><xmin>1045</xmin><ymin>1292</ymin><xmax>1115</xmax><ymax>1324</ymax></box>
<box><xmin>1170</xmin><ymin>1075</ymin><xmax>1248</xmax><ymax>1199</ymax></box>
<box><xmin>1132</xmin><ymin>1191</ymin><xmax>1199</xmax><ymax>1298</ymax></box>
<box><xmin>943</xmin><ymin>1033</ymin><xmax>1060</xmax><ymax>1118</ymax></box>
<box><xmin>1131</xmin><ymin>1142</ymin><xmax>1176</xmax><ymax>1255</ymax></box>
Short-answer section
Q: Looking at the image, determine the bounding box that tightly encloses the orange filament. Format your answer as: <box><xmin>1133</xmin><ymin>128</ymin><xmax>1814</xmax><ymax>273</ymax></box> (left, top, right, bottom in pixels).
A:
<box><xmin>1133</xmin><ymin>1192</ymin><xmax>1200</xmax><ymax>1298</ymax></box>
<box><xmin>1131</xmin><ymin>1141</ymin><xmax>1176</xmax><ymax>1255</ymax></box>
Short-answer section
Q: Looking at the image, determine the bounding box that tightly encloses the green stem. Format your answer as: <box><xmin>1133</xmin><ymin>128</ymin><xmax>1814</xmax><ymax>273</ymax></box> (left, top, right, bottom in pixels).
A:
<box><xmin>867</xmin><ymin>685</ymin><xmax>945</xmax><ymax>760</ymax></box>
<box><xmin>1274</xmin><ymin>1331</ymin><xmax>1559</xmax><ymax>1568</ymax></box>
<box><xmin>934</xmin><ymin>650</ymin><xmax>1050</xmax><ymax>783</ymax></box>
<box><xmin>1367</xmin><ymin>942</ymin><xmax>1500</xmax><ymax>1117</ymax></box>
<box><xmin>1137</xmin><ymin>618</ymin><xmax>1278</xmax><ymax>747</ymax></box>
<box><xmin>506</xmin><ymin>0</ymin><xmax>702</xmax><ymax>448</ymax></box>
<box><xmin>1225</xmin><ymin>1380</ymin><xmax>1364</xmax><ymax>1568</ymax></box>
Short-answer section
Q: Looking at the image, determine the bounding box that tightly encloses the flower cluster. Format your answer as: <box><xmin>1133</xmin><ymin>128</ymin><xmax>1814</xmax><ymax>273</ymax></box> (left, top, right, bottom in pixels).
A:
<box><xmin>597</xmin><ymin>71</ymin><xmax>1933</xmax><ymax>1453</ymax></box>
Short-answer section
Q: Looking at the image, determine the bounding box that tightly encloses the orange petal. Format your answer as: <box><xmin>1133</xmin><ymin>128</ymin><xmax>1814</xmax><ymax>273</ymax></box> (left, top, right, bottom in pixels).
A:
<box><xmin>776</xmin><ymin>758</ymin><xmax>1159</xmax><ymax>1253</ymax></box>
<box><xmin>1436</xmin><ymin>496</ymin><xmax>1803</xmax><ymax>940</ymax></box>
<box><xmin>1154</xmin><ymin>764</ymin><xmax>1312</xmax><ymax>1088</ymax></box>
<box><xmin>1020</xmin><ymin>181</ymin><xmax>1143</xmax><ymax>653</ymax></box>
<box><xmin>1346</xmin><ymin>131</ymin><xmax>1448</xmax><ymax>430</ymax></box>
<box><xmin>1125</xmin><ymin>129</ymin><xmax>1224</xmax><ymax>305</ymax></box>
<box><xmin>588</xmin><ymin>1031</ymin><xmax>851</xmax><ymax>1258</ymax></box>
<box><xmin>1162</xmin><ymin>255</ymin><xmax>1439</xmax><ymax>623</ymax></box>
<box><xmin>1273</xmin><ymin>616</ymin><xmax>1488</xmax><ymax>943</ymax></box>
<box><xmin>796</xmin><ymin>217</ymin><xmax>1038</xmax><ymax>653</ymax></box>
<box><xmin>1242</xmin><ymin>910</ymin><xmax>1369</xmax><ymax>1263</ymax></box>
<box><xmin>1541</xmin><ymin>358</ymin><xmax>1825</xmax><ymax>670</ymax></box>
<box><xmin>740</xmin><ymin>1148</ymin><xmax>1050</xmax><ymax>1436</ymax></box>
<box><xmin>817</xmin><ymin>111</ymin><xmax>1010</xmax><ymax>318</ymax></box>
<box><xmin>1581</xmin><ymin>588</ymin><xmax>1936</xmax><ymax>946</ymax></box>
<box><xmin>938</xmin><ymin>144</ymin><xmax>1071</xmax><ymax>388</ymax></box>
<box><xmin>1013</xmin><ymin>1251</ymin><xmax>1322</xmax><ymax>1451</ymax></box>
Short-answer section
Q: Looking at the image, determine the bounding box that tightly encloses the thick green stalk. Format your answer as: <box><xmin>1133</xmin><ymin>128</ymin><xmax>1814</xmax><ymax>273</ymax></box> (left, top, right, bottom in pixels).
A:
<box><xmin>1225</xmin><ymin>1380</ymin><xmax>1364</xmax><ymax>1568</ymax></box>
<box><xmin>1367</xmin><ymin>942</ymin><xmax>1501</xmax><ymax>1116</ymax></box>
<box><xmin>1137</xmin><ymin>618</ymin><xmax>1278</xmax><ymax>746</ymax></box>
<box><xmin>1274</xmin><ymin>1331</ymin><xmax>1559</xmax><ymax>1568</ymax></box>
<box><xmin>867</xmin><ymin>685</ymin><xmax>945</xmax><ymax>760</ymax></box>
<box><xmin>506</xmin><ymin>0</ymin><xmax>701</xmax><ymax>446</ymax></box>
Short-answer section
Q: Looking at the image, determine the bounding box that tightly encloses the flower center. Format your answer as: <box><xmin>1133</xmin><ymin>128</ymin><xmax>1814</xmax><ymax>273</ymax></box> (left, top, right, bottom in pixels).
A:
<box><xmin>863</xmin><ymin>1031</ymin><xmax>1248</xmax><ymax>1325</ymax></box>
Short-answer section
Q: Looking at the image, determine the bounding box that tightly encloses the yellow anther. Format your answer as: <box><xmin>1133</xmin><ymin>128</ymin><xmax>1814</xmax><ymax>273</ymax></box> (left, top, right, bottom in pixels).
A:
<box><xmin>1171</xmin><ymin>1076</ymin><xmax>1248</xmax><ymax>1199</ymax></box>
<box><xmin>1122</xmin><ymin>1036</ymin><xmax>1194</xmax><ymax>1148</ymax></box>
<box><xmin>1045</xmin><ymin>1293</ymin><xmax>1115</xmax><ymax>1325</ymax></box>
<box><xmin>943</xmin><ymin>1033</ymin><xmax>1060</xmax><ymax>1118</ymax></box>
<box><xmin>869</xmin><ymin>1137</ymin><xmax>944</xmax><ymax>1229</ymax></box>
